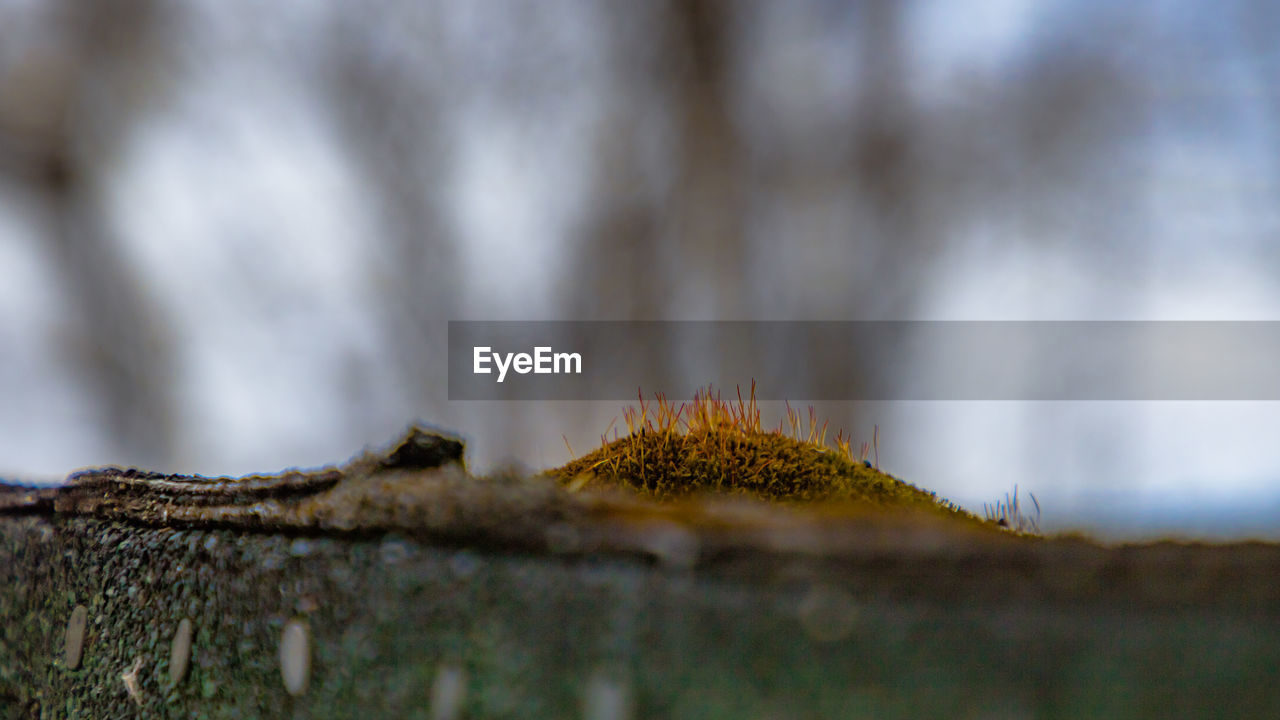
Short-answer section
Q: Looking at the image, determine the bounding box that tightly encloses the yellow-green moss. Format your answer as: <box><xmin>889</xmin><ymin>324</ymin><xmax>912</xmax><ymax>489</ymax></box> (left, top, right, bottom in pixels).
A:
<box><xmin>547</xmin><ymin>427</ymin><xmax>984</xmax><ymax>525</ymax></box>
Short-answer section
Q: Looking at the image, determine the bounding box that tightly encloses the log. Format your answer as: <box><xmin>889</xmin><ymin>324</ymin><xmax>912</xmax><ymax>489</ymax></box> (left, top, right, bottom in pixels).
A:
<box><xmin>2</xmin><ymin>428</ymin><xmax>1278</xmax><ymax>718</ymax></box>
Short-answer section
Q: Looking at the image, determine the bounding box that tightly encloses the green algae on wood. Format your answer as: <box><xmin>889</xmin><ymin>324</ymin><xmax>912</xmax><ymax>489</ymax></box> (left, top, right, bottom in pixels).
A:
<box><xmin>7</xmin><ymin>425</ymin><xmax>1280</xmax><ymax>718</ymax></box>
<box><xmin>6</xmin><ymin>514</ymin><xmax>1280</xmax><ymax>719</ymax></box>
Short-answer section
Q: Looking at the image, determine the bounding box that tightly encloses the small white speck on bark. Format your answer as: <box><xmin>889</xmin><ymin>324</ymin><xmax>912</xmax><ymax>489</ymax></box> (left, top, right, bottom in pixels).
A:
<box><xmin>583</xmin><ymin>671</ymin><xmax>632</xmax><ymax>720</ymax></box>
<box><xmin>122</xmin><ymin>657</ymin><xmax>144</xmax><ymax>706</ymax></box>
<box><xmin>169</xmin><ymin>618</ymin><xmax>194</xmax><ymax>686</ymax></box>
<box><xmin>429</xmin><ymin>664</ymin><xmax>466</xmax><ymax>720</ymax></box>
<box><xmin>64</xmin><ymin>605</ymin><xmax>88</xmax><ymax>670</ymax></box>
<box><xmin>280</xmin><ymin>618</ymin><xmax>311</xmax><ymax>696</ymax></box>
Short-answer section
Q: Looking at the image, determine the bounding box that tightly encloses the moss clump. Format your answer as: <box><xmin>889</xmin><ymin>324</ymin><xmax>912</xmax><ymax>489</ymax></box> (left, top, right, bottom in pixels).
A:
<box><xmin>546</xmin><ymin>385</ymin><xmax>985</xmax><ymax>525</ymax></box>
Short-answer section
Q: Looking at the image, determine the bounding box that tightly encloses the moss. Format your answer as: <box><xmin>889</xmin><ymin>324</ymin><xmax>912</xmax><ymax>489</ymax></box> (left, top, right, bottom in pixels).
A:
<box><xmin>545</xmin><ymin>385</ymin><xmax>987</xmax><ymax>526</ymax></box>
<box><xmin>549</xmin><ymin>428</ymin><xmax>980</xmax><ymax>523</ymax></box>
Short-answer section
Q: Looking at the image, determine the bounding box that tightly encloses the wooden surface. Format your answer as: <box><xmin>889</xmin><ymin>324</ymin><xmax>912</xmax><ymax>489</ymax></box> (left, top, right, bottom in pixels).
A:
<box><xmin>2</xmin><ymin>429</ymin><xmax>1278</xmax><ymax>718</ymax></box>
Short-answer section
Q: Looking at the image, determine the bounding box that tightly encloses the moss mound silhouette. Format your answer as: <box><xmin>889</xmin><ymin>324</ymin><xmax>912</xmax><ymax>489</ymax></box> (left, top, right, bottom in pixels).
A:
<box><xmin>547</xmin><ymin>384</ymin><xmax>986</xmax><ymax>526</ymax></box>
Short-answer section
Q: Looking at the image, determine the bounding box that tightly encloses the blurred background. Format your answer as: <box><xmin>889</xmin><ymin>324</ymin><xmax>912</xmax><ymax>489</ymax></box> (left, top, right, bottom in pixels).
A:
<box><xmin>1</xmin><ymin>0</ymin><xmax>1278</xmax><ymax>539</ymax></box>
